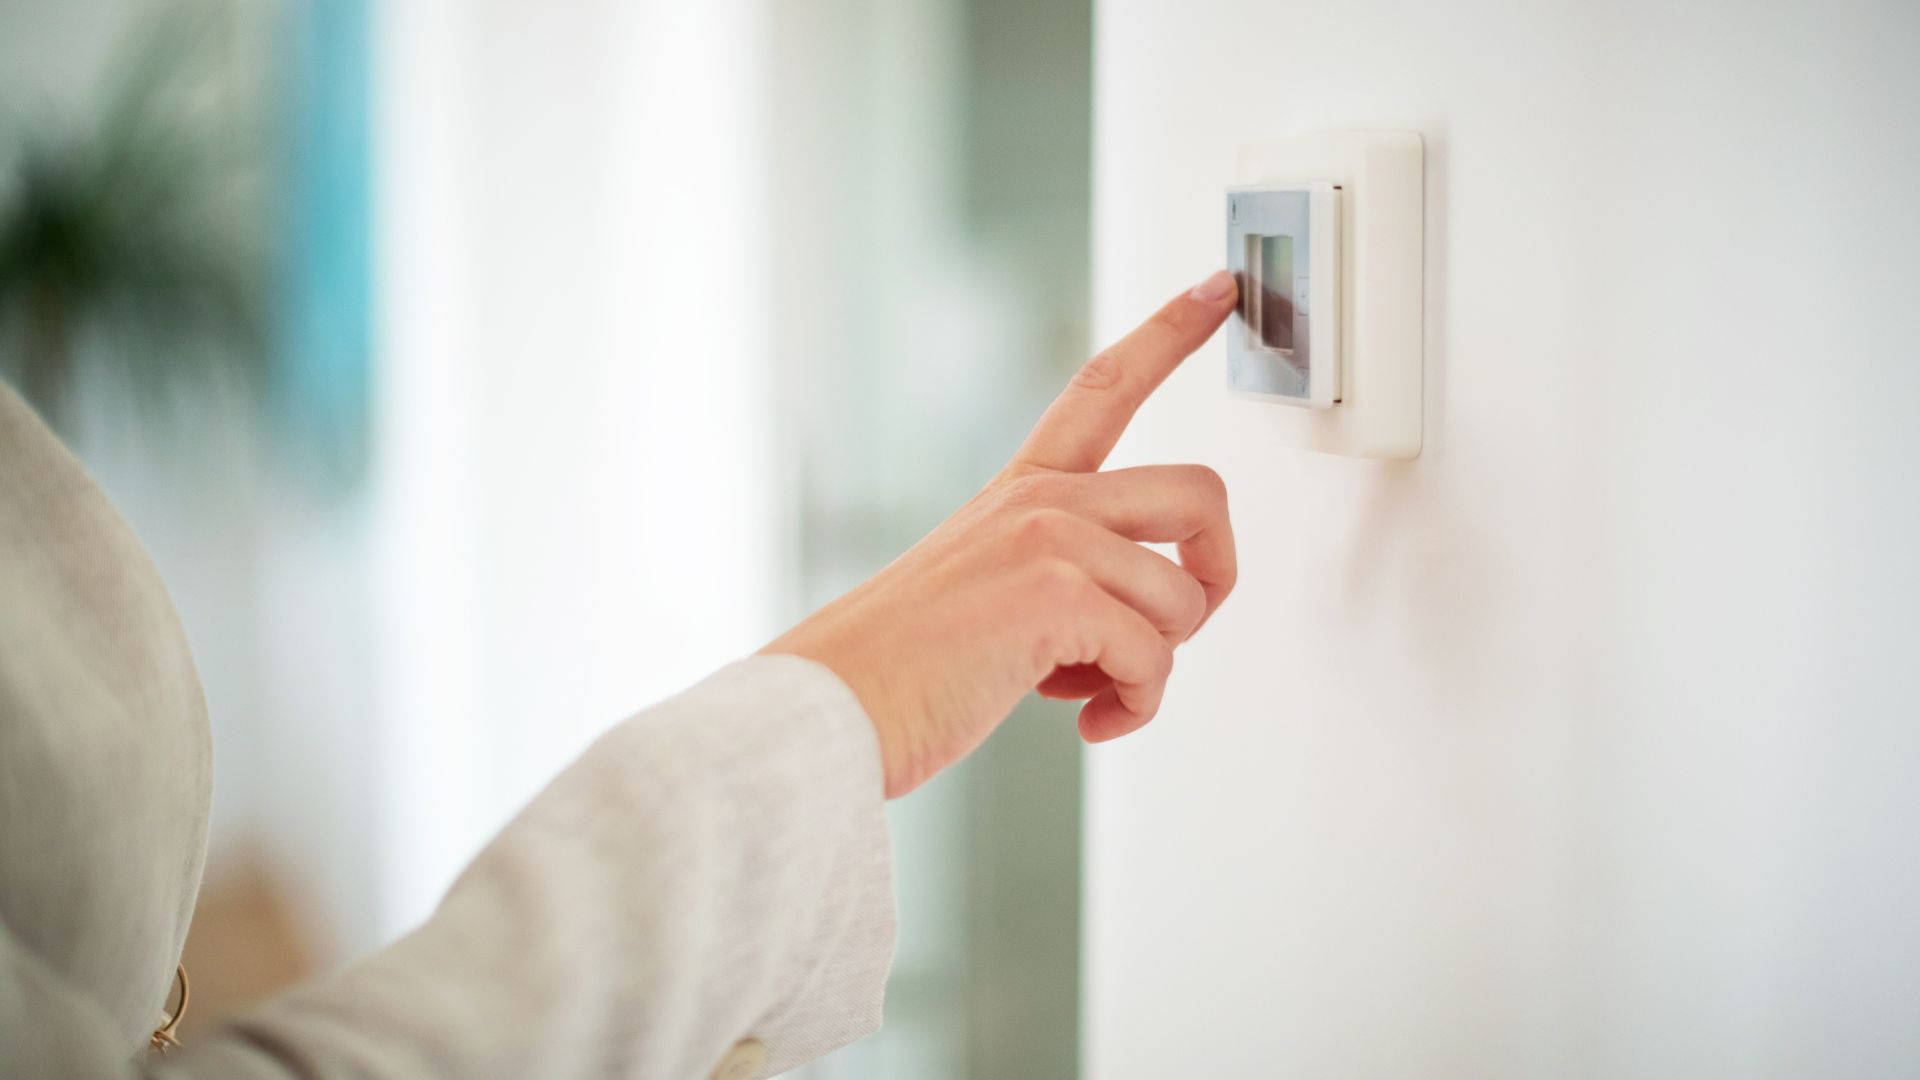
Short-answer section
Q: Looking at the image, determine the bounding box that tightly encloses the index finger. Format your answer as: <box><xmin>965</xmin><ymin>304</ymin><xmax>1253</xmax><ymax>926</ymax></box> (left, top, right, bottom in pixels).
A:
<box><xmin>1012</xmin><ymin>269</ymin><xmax>1239</xmax><ymax>473</ymax></box>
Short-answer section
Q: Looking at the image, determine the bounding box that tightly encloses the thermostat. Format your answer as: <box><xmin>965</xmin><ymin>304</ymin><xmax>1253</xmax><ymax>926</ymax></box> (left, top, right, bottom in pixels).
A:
<box><xmin>1226</xmin><ymin>131</ymin><xmax>1424</xmax><ymax>459</ymax></box>
<box><xmin>1226</xmin><ymin>183</ymin><xmax>1341</xmax><ymax>407</ymax></box>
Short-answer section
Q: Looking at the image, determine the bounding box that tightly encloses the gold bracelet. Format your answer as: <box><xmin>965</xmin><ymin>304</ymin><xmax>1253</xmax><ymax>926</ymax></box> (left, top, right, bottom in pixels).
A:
<box><xmin>148</xmin><ymin>964</ymin><xmax>189</xmax><ymax>1054</ymax></box>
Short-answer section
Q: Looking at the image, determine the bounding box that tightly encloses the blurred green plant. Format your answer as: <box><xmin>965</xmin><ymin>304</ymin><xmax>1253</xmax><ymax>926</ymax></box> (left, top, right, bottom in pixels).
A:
<box><xmin>0</xmin><ymin>1</ymin><xmax>271</xmax><ymax>434</ymax></box>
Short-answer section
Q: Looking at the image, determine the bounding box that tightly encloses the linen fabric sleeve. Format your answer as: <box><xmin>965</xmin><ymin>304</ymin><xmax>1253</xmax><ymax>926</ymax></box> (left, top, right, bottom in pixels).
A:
<box><xmin>5</xmin><ymin>655</ymin><xmax>895</xmax><ymax>1080</ymax></box>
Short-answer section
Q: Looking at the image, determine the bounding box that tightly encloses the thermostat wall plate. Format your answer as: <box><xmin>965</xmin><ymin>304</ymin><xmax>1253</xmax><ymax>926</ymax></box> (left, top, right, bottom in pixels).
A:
<box><xmin>1227</xmin><ymin>131</ymin><xmax>1424</xmax><ymax>459</ymax></box>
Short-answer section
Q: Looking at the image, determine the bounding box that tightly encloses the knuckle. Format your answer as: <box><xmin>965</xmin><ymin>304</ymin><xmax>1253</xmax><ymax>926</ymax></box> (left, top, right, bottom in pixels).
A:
<box><xmin>1012</xmin><ymin>507</ymin><xmax>1074</xmax><ymax>553</ymax></box>
<box><xmin>1030</xmin><ymin>557</ymin><xmax>1093</xmax><ymax>605</ymax></box>
<box><xmin>1179</xmin><ymin>574</ymin><xmax>1209</xmax><ymax>630</ymax></box>
<box><xmin>1184</xmin><ymin>464</ymin><xmax>1228</xmax><ymax>506</ymax></box>
<box><xmin>1152</xmin><ymin>639</ymin><xmax>1176</xmax><ymax>682</ymax></box>
<box><xmin>1029</xmin><ymin>633</ymin><xmax>1064</xmax><ymax>680</ymax></box>
<box><xmin>1218</xmin><ymin>554</ymin><xmax>1240</xmax><ymax>592</ymax></box>
<box><xmin>1070</xmin><ymin>350</ymin><xmax>1124</xmax><ymax>390</ymax></box>
<box><xmin>1029</xmin><ymin>557</ymin><xmax>1105</xmax><ymax>618</ymax></box>
<box><xmin>996</xmin><ymin>470</ymin><xmax>1056</xmax><ymax>509</ymax></box>
<box><xmin>1147</xmin><ymin>305</ymin><xmax>1192</xmax><ymax>338</ymax></box>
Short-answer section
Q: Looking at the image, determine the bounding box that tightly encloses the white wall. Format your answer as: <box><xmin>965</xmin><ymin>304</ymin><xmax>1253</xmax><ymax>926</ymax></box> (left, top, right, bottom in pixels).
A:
<box><xmin>1084</xmin><ymin>2</ymin><xmax>1920</xmax><ymax>1076</ymax></box>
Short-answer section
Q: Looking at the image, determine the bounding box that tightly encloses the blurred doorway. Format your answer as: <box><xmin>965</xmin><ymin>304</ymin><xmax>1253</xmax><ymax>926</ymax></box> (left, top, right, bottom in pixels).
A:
<box><xmin>767</xmin><ymin>2</ymin><xmax>1092</xmax><ymax>1076</ymax></box>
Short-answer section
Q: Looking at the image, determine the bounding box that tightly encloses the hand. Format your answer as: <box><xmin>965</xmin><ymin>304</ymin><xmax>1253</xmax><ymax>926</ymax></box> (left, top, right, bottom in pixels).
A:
<box><xmin>763</xmin><ymin>269</ymin><xmax>1241</xmax><ymax>798</ymax></box>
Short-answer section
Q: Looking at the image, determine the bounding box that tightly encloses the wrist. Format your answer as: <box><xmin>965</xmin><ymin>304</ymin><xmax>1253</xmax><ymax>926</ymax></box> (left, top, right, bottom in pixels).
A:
<box><xmin>759</xmin><ymin>640</ymin><xmax>919</xmax><ymax>799</ymax></box>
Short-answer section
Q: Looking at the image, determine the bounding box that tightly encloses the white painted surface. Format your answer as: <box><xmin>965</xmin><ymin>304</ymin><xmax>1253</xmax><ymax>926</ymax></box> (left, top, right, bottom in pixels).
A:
<box><xmin>1084</xmin><ymin>2</ymin><xmax>1920</xmax><ymax>1075</ymax></box>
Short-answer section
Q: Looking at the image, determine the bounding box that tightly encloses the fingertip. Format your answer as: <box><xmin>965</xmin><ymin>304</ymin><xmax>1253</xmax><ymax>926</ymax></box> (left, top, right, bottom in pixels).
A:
<box><xmin>1157</xmin><ymin>272</ymin><xmax>1237</xmax><ymax>342</ymax></box>
<box><xmin>1187</xmin><ymin>268</ymin><xmax>1238</xmax><ymax>304</ymax></box>
<box><xmin>1078</xmin><ymin>687</ymin><xmax>1155</xmax><ymax>743</ymax></box>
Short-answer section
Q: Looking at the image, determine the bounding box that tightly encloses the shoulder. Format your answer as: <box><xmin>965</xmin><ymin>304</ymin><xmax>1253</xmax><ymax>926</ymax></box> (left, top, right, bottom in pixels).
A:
<box><xmin>0</xmin><ymin>383</ymin><xmax>212</xmax><ymax>1052</ymax></box>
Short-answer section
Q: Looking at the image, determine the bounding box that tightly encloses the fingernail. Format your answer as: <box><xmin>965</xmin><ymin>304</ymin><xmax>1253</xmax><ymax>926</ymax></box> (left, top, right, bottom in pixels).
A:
<box><xmin>1189</xmin><ymin>269</ymin><xmax>1237</xmax><ymax>302</ymax></box>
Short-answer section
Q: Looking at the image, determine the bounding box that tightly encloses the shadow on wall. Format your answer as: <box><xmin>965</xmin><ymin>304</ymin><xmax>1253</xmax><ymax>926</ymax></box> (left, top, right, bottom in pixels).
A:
<box><xmin>1333</xmin><ymin>126</ymin><xmax>1509</xmax><ymax>705</ymax></box>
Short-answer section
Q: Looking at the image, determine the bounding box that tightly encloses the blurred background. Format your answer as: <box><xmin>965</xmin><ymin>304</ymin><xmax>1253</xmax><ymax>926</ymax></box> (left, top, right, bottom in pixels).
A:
<box><xmin>12</xmin><ymin>2</ymin><xmax>1920</xmax><ymax>1077</ymax></box>
<box><xmin>0</xmin><ymin>1</ymin><xmax>1091</xmax><ymax>1075</ymax></box>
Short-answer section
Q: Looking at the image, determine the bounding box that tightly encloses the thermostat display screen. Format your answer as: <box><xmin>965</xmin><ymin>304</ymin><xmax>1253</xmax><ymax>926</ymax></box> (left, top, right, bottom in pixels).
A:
<box><xmin>1226</xmin><ymin>186</ymin><xmax>1320</xmax><ymax>401</ymax></box>
<box><xmin>1246</xmin><ymin>232</ymin><xmax>1296</xmax><ymax>355</ymax></box>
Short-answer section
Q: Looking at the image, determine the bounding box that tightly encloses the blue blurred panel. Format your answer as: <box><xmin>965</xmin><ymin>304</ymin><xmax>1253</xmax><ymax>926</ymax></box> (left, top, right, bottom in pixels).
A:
<box><xmin>277</xmin><ymin>0</ymin><xmax>369</xmax><ymax>482</ymax></box>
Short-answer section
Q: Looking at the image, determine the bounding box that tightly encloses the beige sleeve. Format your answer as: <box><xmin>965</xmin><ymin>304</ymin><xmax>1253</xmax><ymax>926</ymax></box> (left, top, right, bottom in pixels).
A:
<box><xmin>4</xmin><ymin>655</ymin><xmax>895</xmax><ymax>1080</ymax></box>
